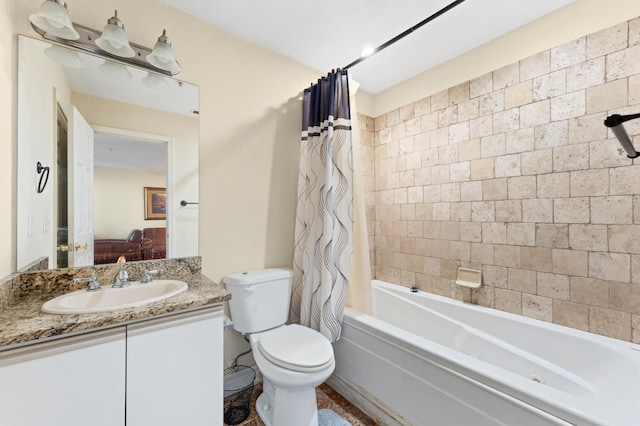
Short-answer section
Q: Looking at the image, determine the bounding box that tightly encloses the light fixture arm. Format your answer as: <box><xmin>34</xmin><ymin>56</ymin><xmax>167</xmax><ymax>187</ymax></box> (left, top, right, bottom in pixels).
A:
<box><xmin>30</xmin><ymin>22</ymin><xmax>180</xmax><ymax>76</ymax></box>
<box><xmin>604</xmin><ymin>113</ymin><xmax>640</xmax><ymax>159</ymax></box>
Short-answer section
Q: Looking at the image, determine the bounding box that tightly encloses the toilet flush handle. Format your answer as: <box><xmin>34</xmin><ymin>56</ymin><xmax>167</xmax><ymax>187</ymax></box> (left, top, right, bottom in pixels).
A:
<box><xmin>243</xmin><ymin>285</ymin><xmax>256</xmax><ymax>293</ymax></box>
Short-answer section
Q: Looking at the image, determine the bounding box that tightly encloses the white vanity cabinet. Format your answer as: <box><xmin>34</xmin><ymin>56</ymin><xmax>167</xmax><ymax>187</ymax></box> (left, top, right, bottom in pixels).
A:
<box><xmin>0</xmin><ymin>328</ymin><xmax>127</xmax><ymax>426</ymax></box>
<box><xmin>0</xmin><ymin>305</ymin><xmax>223</xmax><ymax>426</ymax></box>
<box><xmin>126</xmin><ymin>307</ymin><xmax>223</xmax><ymax>425</ymax></box>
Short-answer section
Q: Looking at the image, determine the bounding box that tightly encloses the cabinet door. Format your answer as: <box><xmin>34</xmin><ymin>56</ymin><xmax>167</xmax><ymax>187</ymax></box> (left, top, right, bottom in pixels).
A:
<box><xmin>0</xmin><ymin>328</ymin><xmax>126</xmax><ymax>426</ymax></box>
<box><xmin>126</xmin><ymin>307</ymin><xmax>223</xmax><ymax>426</ymax></box>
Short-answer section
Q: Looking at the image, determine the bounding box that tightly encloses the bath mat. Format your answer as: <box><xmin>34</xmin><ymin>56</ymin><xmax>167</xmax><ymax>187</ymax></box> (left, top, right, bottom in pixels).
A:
<box><xmin>318</xmin><ymin>408</ymin><xmax>352</xmax><ymax>426</ymax></box>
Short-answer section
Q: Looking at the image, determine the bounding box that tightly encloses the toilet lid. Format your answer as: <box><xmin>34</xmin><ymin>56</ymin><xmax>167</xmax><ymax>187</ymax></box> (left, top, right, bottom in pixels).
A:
<box><xmin>258</xmin><ymin>324</ymin><xmax>334</xmax><ymax>373</ymax></box>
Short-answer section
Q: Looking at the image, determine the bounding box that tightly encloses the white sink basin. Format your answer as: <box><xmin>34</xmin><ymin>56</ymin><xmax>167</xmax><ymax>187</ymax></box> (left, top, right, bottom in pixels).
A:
<box><xmin>42</xmin><ymin>280</ymin><xmax>188</xmax><ymax>314</ymax></box>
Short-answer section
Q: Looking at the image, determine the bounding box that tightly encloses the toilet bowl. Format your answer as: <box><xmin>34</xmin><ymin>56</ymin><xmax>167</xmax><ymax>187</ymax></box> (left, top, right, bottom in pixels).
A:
<box><xmin>250</xmin><ymin>324</ymin><xmax>335</xmax><ymax>426</ymax></box>
<box><xmin>223</xmin><ymin>269</ymin><xmax>336</xmax><ymax>426</ymax></box>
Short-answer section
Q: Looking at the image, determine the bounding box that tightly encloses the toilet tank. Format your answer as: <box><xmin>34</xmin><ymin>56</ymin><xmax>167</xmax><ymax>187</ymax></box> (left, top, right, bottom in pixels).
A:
<box><xmin>223</xmin><ymin>268</ymin><xmax>293</xmax><ymax>334</ymax></box>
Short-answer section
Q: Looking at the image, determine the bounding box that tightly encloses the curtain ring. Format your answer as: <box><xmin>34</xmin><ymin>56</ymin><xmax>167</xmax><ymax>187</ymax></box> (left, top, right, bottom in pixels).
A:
<box><xmin>36</xmin><ymin>161</ymin><xmax>50</xmax><ymax>194</ymax></box>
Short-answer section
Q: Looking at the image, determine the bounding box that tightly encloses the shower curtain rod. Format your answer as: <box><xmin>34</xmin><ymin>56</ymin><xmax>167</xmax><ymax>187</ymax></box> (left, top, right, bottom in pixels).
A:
<box><xmin>342</xmin><ymin>0</ymin><xmax>467</xmax><ymax>71</ymax></box>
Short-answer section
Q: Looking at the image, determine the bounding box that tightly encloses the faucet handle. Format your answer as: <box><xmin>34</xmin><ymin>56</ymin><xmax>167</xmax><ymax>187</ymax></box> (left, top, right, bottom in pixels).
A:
<box><xmin>141</xmin><ymin>268</ymin><xmax>163</xmax><ymax>284</ymax></box>
<box><xmin>74</xmin><ymin>276</ymin><xmax>102</xmax><ymax>292</ymax></box>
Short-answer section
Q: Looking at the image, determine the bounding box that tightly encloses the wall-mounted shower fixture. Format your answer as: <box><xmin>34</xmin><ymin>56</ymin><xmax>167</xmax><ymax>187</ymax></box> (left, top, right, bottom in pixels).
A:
<box><xmin>29</xmin><ymin>1</ymin><xmax>180</xmax><ymax>75</ymax></box>
<box><xmin>604</xmin><ymin>113</ymin><xmax>640</xmax><ymax>159</ymax></box>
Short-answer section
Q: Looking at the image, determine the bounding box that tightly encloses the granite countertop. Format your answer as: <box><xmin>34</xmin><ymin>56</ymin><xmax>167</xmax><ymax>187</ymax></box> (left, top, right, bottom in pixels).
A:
<box><xmin>0</xmin><ymin>257</ymin><xmax>230</xmax><ymax>350</ymax></box>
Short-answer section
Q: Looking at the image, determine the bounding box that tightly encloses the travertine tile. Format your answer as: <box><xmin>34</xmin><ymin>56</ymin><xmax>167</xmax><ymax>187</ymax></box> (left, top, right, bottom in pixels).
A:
<box><xmin>450</xmin><ymin>241</ymin><xmax>471</xmax><ymax>261</ymax></box>
<box><xmin>495</xmin><ymin>200</ymin><xmax>522</xmax><ymax>222</ymax></box>
<box><xmin>631</xmin><ymin>74</ymin><xmax>640</xmax><ymax>105</ymax></box>
<box><xmin>611</xmin><ymin>166</ymin><xmax>640</xmax><ymax>195</ymax></box>
<box><xmin>610</xmin><ymin>282</ymin><xmax>640</xmax><ymax>315</ymax></box>
<box><xmin>609</xmin><ymin>225</ymin><xmax>640</xmax><ymax>254</ymax></box>
<box><xmin>551</xmin><ymin>91</ymin><xmax>586</xmax><ymax>121</ymax></box>
<box><xmin>505</xmin><ymin>128</ymin><xmax>534</xmax><ymax>154</ymax></box>
<box><xmin>534</xmin><ymin>120</ymin><xmax>568</xmax><ymax>149</ymax></box>
<box><xmin>551</xmin><ymin>37</ymin><xmax>586</xmax><ymax>71</ymax></box>
<box><xmin>495</xmin><ymin>154</ymin><xmax>522</xmax><ymax>177</ymax></box>
<box><xmin>458</xmin><ymin>139</ymin><xmax>481</xmax><ymax>161</ymax></box>
<box><xmin>420</xmin><ymin>112</ymin><xmax>439</xmax><ymax>132</ymax></box>
<box><xmin>438</xmin><ymin>106</ymin><xmax>458</xmax><ymax>127</ymax></box>
<box><xmin>461</xmin><ymin>181</ymin><xmax>483</xmax><ymax>201</ymax></box>
<box><xmin>523</xmin><ymin>294</ymin><xmax>552</xmax><ymax>322</ymax></box>
<box><xmin>569</xmin><ymin>169</ymin><xmax>609</xmax><ymax>196</ymax></box>
<box><xmin>494</xmin><ymin>244</ymin><xmax>520</xmax><ymax>267</ymax></box>
<box><xmin>570</xmin><ymin>276</ymin><xmax>610</xmax><ymax>307</ymax></box>
<box><xmin>508</xmin><ymin>268</ymin><xmax>537</xmax><ymax>294</ymax></box>
<box><xmin>586</xmin><ymin>21</ymin><xmax>628</xmax><ymax>59</ymax></box>
<box><xmin>415</xmin><ymin>97</ymin><xmax>431</xmax><ymax>116</ymax></box>
<box><xmin>508</xmin><ymin>175</ymin><xmax>537</xmax><ymax>199</ymax></box>
<box><xmin>586</xmin><ymin>79</ymin><xmax>628</xmax><ymax>114</ymax></box>
<box><xmin>553</xmin><ymin>248</ymin><xmax>588</xmax><ymax>276</ymax></box>
<box><xmin>552</xmin><ymin>299</ymin><xmax>589</xmax><ymax>331</ymax></box>
<box><xmin>471</xmin><ymin>158</ymin><xmax>495</xmax><ymax>181</ymax></box>
<box><xmin>568</xmin><ymin>113</ymin><xmax>608</xmax><ymax>145</ymax></box>
<box><xmin>506</xmin><ymin>223</ymin><xmax>536</xmax><ymax>246</ymax></box>
<box><xmin>469</xmin><ymin>115</ymin><xmax>493</xmax><ymax>139</ymax></box>
<box><xmin>471</xmin><ymin>201</ymin><xmax>495</xmax><ymax>222</ymax></box>
<box><xmin>399</xmin><ymin>104</ymin><xmax>415</xmax><ymax>122</ymax></box>
<box><xmin>482</xmin><ymin>178</ymin><xmax>508</xmax><ymax>200</ymax></box>
<box><xmin>537</xmin><ymin>172</ymin><xmax>570</xmax><ymax>198</ymax></box>
<box><xmin>483</xmin><ymin>265</ymin><xmax>508</xmax><ymax>289</ymax></box>
<box><xmin>537</xmin><ymin>272</ymin><xmax>569</xmax><ymax>299</ymax></box>
<box><xmin>483</xmin><ymin>223</ymin><xmax>507</xmax><ymax>245</ymax></box>
<box><xmin>633</xmin><ymin>314</ymin><xmax>640</xmax><ymax>344</ymax></box>
<box><xmin>493</xmin><ymin>62</ymin><xmax>519</xmax><ymax>89</ymax></box>
<box><xmin>631</xmin><ymin>18</ymin><xmax>640</xmax><ymax>46</ymax></box>
<box><xmin>568</xmin><ymin>224</ymin><xmax>608</xmax><ymax>251</ymax></box>
<box><xmin>606</xmin><ymin>44</ymin><xmax>640</xmax><ymax>80</ymax></box>
<box><xmin>521</xmin><ymin>149</ymin><xmax>553</xmax><ymax>175</ymax></box>
<box><xmin>589</xmin><ymin>252</ymin><xmax>630</xmax><ymax>282</ymax></box>
<box><xmin>471</xmin><ymin>242</ymin><xmax>494</xmax><ymax>264</ymax></box>
<box><xmin>566</xmin><ymin>58</ymin><xmax>605</xmax><ymax>92</ymax></box>
<box><xmin>431</xmin><ymin>89</ymin><xmax>450</xmax><ymax>111</ymax></box>
<box><xmin>520</xmin><ymin>100</ymin><xmax>551</xmax><ymax>128</ymax></box>
<box><xmin>423</xmin><ymin>184</ymin><xmax>441</xmax><ymax>202</ymax></box>
<box><xmin>589</xmin><ymin>306</ymin><xmax>631</xmax><ymax>341</ymax></box>
<box><xmin>536</xmin><ymin>224</ymin><xmax>569</xmax><ymax>248</ymax></box>
<box><xmin>523</xmin><ymin>198</ymin><xmax>554</xmax><ymax>223</ymax></box>
<box><xmin>451</xmin><ymin>202</ymin><xmax>472</xmax><ymax>222</ymax></box>
<box><xmin>504</xmin><ymin>81</ymin><xmax>533</xmax><ymax>109</ymax></box>
<box><xmin>431</xmin><ymin>164</ymin><xmax>449</xmax><ymax>184</ymax></box>
<box><xmin>432</xmin><ymin>202</ymin><xmax>451</xmax><ymax>221</ymax></box>
<box><xmin>470</xmin><ymin>73</ymin><xmax>493</xmax><ymax>98</ymax></box>
<box><xmin>449</xmin><ymin>162</ymin><xmax>470</xmax><ymax>182</ymax></box>
<box><xmin>520</xmin><ymin>50</ymin><xmax>551</xmax><ymax>81</ymax></box>
<box><xmin>494</xmin><ymin>108</ymin><xmax>520</xmax><ymax>134</ymax></box>
<box><xmin>441</xmin><ymin>183</ymin><xmax>461</xmax><ymax>202</ymax></box>
<box><xmin>459</xmin><ymin>221</ymin><xmax>482</xmax><ymax>243</ymax></box>
<box><xmin>591</xmin><ymin>196</ymin><xmax>632</xmax><ymax>224</ymax></box>
<box><xmin>449</xmin><ymin>82</ymin><xmax>470</xmax><ymax>105</ymax></box>
<box><xmin>522</xmin><ymin>247</ymin><xmax>553</xmax><ymax>272</ymax></box>
<box><xmin>553</xmin><ymin>143</ymin><xmax>590</xmax><ymax>172</ymax></box>
<box><xmin>554</xmin><ymin>197</ymin><xmax>590</xmax><ymax>224</ymax></box>
<box><xmin>481</xmin><ymin>134</ymin><xmax>506</xmax><ymax>158</ymax></box>
<box><xmin>495</xmin><ymin>288</ymin><xmax>522</xmax><ymax>315</ymax></box>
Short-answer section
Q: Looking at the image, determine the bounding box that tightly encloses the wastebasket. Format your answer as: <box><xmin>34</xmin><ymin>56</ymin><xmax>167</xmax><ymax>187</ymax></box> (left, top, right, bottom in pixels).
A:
<box><xmin>223</xmin><ymin>365</ymin><xmax>256</xmax><ymax>425</ymax></box>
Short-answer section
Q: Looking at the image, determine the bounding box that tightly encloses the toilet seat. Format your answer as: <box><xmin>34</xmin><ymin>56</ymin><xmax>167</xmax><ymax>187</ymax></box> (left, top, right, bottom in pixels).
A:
<box><xmin>258</xmin><ymin>324</ymin><xmax>334</xmax><ymax>373</ymax></box>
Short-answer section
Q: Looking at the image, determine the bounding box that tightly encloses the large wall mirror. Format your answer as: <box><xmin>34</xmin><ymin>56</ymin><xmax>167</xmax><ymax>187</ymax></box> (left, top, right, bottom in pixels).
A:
<box><xmin>17</xmin><ymin>35</ymin><xmax>199</xmax><ymax>271</ymax></box>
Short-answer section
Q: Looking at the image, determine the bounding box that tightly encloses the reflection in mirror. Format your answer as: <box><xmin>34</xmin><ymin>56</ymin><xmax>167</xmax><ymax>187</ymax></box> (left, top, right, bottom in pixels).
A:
<box><xmin>17</xmin><ymin>35</ymin><xmax>199</xmax><ymax>272</ymax></box>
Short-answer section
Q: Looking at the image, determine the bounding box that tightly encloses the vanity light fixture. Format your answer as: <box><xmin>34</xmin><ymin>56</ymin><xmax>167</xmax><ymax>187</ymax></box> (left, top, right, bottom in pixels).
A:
<box><xmin>29</xmin><ymin>2</ymin><xmax>181</xmax><ymax>76</ymax></box>
<box><xmin>29</xmin><ymin>0</ymin><xmax>79</xmax><ymax>40</ymax></box>
<box><xmin>95</xmin><ymin>10</ymin><xmax>135</xmax><ymax>58</ymax></box>
<box><xmin>147</xmin><ymin>30</ymin><xmax>180</xmax><ymax>73</ymax></box>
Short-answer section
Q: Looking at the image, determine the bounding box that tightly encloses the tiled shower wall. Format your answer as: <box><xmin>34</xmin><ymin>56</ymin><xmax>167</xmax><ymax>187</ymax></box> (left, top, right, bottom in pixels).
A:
<box><xmin>360</xmin><ymin>18</ymin><xmax>640</xmax><ymax>342</ymax></box>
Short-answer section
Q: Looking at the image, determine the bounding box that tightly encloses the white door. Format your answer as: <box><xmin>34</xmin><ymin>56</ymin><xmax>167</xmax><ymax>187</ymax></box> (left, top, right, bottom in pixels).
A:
<box><xmin>68</xmin><ymin>107</ymin><xmax>94</xmax><ymax>267</ymax></box>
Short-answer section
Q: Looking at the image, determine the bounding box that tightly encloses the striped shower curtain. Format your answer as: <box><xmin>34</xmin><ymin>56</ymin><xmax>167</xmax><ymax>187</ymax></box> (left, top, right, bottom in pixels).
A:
<box><xmin>291</xmin><ymin>71</ymin><xmax>353</xmax><ymax>343</ymax></box>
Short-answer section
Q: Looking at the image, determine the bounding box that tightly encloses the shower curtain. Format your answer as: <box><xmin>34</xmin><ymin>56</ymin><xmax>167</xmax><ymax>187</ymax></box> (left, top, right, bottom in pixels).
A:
<box><xmin>291</xmin><ymin>71</ymin><xmax>354</xmax><ymax>342</ymax></box>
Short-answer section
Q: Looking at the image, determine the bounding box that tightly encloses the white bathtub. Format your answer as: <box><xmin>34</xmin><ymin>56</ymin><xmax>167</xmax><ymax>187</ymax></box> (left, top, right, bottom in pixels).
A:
<box><xmin>330</xmin><ymin>280</ymin><xmax>640</xmax><ymax>425</ymax></box>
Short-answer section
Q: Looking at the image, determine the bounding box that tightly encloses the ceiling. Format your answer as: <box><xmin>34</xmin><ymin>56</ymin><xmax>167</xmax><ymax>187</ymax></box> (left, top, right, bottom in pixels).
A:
<box><xmin>160</xmin><ymin>0</ymin><xmax>575</xmax><ymax>94</ymax></box>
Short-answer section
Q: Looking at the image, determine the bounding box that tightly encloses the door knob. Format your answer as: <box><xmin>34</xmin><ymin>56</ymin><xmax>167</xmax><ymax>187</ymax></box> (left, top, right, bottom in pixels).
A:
<box><xmin>74</xmin><ymin>242</ymin><xmax>88</xmax><ymax>250</ymax></box>
<box><xmin>56</xmin><ymin>244</ymin><xmax>69</xmax><ymax>252</ymax></box>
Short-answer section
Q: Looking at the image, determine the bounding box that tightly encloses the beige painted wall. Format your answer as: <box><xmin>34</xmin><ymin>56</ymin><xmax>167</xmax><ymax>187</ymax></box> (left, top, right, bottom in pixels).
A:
<box><xmin>365</xmin><ymin>0</ymin><xmax>640</xmax><ymax>117</ymax></box>
<box><xmin>94</xmin><ymin>167</ymin><xmax>166</xmax><ymax>238</ymax></box>
<box><xmin>0</xmin><ymin>0</ymin><xmax>14</xmax><ymax>278</ymax></box>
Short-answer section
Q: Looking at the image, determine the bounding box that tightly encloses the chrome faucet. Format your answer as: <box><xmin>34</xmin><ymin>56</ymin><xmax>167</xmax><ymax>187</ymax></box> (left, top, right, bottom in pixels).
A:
<box><xmin>141</xmin><ymin>268</ymin><xmax>163</xmax><ymax>284</ymax></box>
<box><xmin>74</xmin><ymin>276</ymin><xmax>102</xmax><ymax>292</ymax></box>
<box><xmin>113</xmin><ymin>265</ymin><xmax>130</xmax><ymax>288</ymax></box>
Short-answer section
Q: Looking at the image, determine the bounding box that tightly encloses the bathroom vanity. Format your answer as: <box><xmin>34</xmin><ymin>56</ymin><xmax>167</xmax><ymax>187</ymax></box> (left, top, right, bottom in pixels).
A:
<box><xmin>0</xmin><ymin>257</ymin><xmax>230</xmax><ymax>426</ymax></box>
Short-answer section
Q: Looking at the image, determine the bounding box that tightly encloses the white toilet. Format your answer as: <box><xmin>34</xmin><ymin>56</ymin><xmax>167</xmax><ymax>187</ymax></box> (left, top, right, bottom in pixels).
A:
<box><xmin>224</xmin><ymin>268</ymin><xmax>335</xmax><ymax>426</ymax></box>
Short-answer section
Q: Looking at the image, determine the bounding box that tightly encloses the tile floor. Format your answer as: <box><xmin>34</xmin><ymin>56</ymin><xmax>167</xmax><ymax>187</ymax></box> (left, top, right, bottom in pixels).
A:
<box><xmin>225</xmin><ymin>382</ymin><xmax>380</xmax><ymax>426</ymax></box>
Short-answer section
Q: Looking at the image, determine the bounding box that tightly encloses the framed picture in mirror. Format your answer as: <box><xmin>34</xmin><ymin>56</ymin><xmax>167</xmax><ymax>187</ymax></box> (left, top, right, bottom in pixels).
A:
<box><xmin>144</xmin><ymin>187</ymin><xmax>167</xmax><ymax>220</ymax></box>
